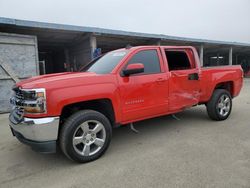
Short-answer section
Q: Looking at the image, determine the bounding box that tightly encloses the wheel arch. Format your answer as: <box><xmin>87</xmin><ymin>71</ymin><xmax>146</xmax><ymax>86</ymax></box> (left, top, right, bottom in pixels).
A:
<box><xmin>214</xmin><ymin>81</ymin><xmax>234</xmax><ymax>97</ymax></box>
<box><xmin>60</xmin><ymin>98</ymin><xmax>116</xmax><ymax>128</ymax></box>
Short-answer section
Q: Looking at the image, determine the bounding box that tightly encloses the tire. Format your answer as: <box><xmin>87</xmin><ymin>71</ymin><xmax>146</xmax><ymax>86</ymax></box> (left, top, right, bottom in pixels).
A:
<box><xmin>206</xmin><ymin>89</ymin><xmax>232</xmax><ymax>121</ymax></box>
<box><xmin>59</xmin><ymin>110</ymin><xmax>112</xmax><ymax>163</ymax></box>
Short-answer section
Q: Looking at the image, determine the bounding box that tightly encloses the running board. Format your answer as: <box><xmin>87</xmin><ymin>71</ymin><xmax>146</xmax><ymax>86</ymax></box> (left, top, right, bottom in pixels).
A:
<box><xmin>130</xmin><ymin>123</ymin><xmax>139</xmax><ymax>134</ymax></box>
<box><xmin>171</xmin><ymin>114</ymin><xmax>180</xmax><ymax>121</ymax></box>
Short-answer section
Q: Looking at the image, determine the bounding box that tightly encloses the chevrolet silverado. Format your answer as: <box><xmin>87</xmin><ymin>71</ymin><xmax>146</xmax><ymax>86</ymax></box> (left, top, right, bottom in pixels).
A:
<box><xmin>9</xmin><ymin>46</ymin><xmax>243</xmax><ymax>163</ymax></box>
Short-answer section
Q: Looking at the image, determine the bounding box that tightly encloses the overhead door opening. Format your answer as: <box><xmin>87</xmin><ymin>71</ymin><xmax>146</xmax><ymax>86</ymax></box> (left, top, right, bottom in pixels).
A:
<box><xmin>37</xmin><ymin>34</ymin><xmax>93</xmax><ymax>74</ymax></box>
<box><xmin>38</xmin><ymin>48</ymin><xmax>66</xmax><ymax>74</ymax></box>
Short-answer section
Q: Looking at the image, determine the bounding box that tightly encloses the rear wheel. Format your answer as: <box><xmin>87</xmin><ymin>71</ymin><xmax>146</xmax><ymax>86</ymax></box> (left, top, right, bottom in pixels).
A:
<box><xmin>206</xmin><ymin>89</ymin><xmax>232</xmax><ymax>121</ymax></box>
<box><xmin>60</xmin><ymin>110</ymin><xmax>112</xmax><ymax>163</ymax></box>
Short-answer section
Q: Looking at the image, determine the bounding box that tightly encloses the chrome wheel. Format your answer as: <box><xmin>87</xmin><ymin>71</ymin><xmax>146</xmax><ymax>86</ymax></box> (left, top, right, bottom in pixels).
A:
<box><xmin>217</xmin><ymin>94</ymin><xmax>231</xmax><ymax>117</ymax></box>
<box><xmin>72</xmin><ymin>120</ymin><xmax>106</xmax><ymax>156</ymax></box>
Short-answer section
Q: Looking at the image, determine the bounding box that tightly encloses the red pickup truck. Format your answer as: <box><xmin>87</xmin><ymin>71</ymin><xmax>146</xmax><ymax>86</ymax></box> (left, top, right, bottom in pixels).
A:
<box><xmin>9</xmin><ymin>46</ymin><xmax>243</xmax><ymax>163</ymax></box>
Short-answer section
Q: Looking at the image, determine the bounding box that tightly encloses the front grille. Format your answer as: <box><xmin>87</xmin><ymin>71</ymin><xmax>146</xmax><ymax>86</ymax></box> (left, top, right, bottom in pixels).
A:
<box><xmin>11</xmin><ymin>87</ymin><xmax>25</xmax><ymax>118</ymax></box>
<box><xmin>12</xmin><ymin>107</ymin><xmax>24</xmax><ymax>122</ymax></box>
<box><xmin>16</xmin><ymin>91</ymin><xmax>24</xmax><ymax>100</ymax></box>
<box><xmin>13</xmin><ymin>87</ymin><xmax>24</xmax><ymax>100</ymax></box>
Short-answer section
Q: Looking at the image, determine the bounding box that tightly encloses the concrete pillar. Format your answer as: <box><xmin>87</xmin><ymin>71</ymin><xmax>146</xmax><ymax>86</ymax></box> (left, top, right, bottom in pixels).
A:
<box><xmin>229</xmin><ymin>47</ymin><xmax>233</xmax><ymax>65</ymax></box>
<box><xmin>236</xmin><ymin>54</ymin><xmax>238</xmax><ymax>65</ymax></box>
<box><xmin>199</xmin><ymin>45</ymin><xmax>204</xmax><ymax>67</ymax></box>
<box><xmin>90</xmin><ymin>35</ymin><xmax>97</xmax><ymax>59</ymax></box>
<box><xmin>217</xmin><ymin>53</ymin><xmax>220</xmax><ymax>66</ymax></box>
<box><xmin>64</xmin><ymin>48</ymin><xmax>71</xmax><ymax>72</ymax></box>
<box><xmin>156</xmin><ymin>40</ymin><xmax>161</xmax><ymax>46</ymax></box>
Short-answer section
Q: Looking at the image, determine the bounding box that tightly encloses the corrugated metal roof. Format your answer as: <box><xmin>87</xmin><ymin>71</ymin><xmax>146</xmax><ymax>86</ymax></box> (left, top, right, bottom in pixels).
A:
<box><xmin>1</xmin><ymin>17</ymin><xmax>250</xmax><ymax>47</ymax></box>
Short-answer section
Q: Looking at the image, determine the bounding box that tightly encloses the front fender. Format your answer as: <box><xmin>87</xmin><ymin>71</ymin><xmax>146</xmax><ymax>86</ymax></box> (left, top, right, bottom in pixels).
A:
<box><xmin>46</xmin><ymin>83</ymin><xmax>121</xmax><ymax>121</ymax></box>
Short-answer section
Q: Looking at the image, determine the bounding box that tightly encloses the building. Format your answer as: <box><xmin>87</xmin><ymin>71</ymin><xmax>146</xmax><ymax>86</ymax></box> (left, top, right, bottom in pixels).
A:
<box><xmin>0</xmin><ymin>17</ymin><xmax>250</xmax><ymax>112</ymax></box>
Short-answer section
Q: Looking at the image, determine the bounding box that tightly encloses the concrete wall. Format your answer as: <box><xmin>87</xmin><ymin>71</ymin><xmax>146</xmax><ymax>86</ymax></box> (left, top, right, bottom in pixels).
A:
<box><xmin>0</xmin><ymin>32</ymin><xmax>38</xmax><ymax>113</ymax></box>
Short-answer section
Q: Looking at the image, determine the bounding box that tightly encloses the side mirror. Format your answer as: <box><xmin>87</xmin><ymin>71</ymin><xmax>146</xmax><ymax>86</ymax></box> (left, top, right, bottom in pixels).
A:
<box><xmin>123</xmin><ymin>63</ymin><xmax>144</xmax><ymax>76</ymax></box>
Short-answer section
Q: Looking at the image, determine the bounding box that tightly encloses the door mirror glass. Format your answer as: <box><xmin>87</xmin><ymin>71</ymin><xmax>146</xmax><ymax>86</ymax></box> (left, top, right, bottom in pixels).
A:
<box><xmin>123</xmin><ymin>63</ymin><xmax>144</xmax><ymax>76</ymax></box>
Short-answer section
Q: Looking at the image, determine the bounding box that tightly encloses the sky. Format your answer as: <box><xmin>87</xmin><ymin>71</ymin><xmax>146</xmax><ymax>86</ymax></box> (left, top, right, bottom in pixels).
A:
<box><xmin>0</xmin><ymin>0</ymin><xmax>250</xmax><ymax>43</ymax></box>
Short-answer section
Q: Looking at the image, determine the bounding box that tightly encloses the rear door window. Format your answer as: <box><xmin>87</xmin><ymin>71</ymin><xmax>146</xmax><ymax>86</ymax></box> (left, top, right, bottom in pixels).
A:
<box><xmin>165</xmin><ymin>50</ymin><xmax>193</xmax><ymax>71</ymax></box>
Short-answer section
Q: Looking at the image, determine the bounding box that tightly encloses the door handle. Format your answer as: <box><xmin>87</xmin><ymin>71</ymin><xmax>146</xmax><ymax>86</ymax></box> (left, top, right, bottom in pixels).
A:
<box><xmin>171</xmin><ymin>72</ymin><xmax>185</xmax><ymax>77</ymax></box>
<box><xmin>188</xmin><ymin>73</ymin><xmax>199</xmax><ymax>80</ymax></box>
<box><xmin>156</xmin><ymin>78</ymin><xmax>166</xmax><ymax>82</ymax></box>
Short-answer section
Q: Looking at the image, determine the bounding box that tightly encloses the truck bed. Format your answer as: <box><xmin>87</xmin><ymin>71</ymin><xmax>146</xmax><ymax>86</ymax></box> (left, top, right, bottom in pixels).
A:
<box><xmin>199</xmin><ymin>65</ymin><xmax>243</xmax><ymax>102</ymax></box>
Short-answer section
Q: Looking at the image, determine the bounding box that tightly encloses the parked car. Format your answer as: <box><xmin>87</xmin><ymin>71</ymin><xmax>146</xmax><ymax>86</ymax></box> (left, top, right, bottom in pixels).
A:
<box><xmin>9</xmin><ymin>46</ymin><xmax>243</xmax><ymax>162</ymax></box>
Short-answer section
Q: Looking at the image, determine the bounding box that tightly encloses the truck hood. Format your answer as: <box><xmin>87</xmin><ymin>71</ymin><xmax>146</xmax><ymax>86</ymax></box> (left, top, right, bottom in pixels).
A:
<box><xmin>16</xmin><ymin>72</ymin><xmax>104</xmax><ymax>89</ymax></box>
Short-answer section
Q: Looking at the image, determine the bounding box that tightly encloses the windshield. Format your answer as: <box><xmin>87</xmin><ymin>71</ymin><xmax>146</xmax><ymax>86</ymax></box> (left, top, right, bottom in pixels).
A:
<box><xmin>80</xmin><ymin>50</ymin><xmax>128</xmax><ymax>74</ymax></box>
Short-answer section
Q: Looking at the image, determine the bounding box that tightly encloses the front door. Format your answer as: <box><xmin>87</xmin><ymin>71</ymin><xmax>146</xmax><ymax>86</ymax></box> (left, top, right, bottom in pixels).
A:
<box><xmin>117</xmin><ymin>48</ymin><xmax>169</xmax><ymax>123</ymax></box>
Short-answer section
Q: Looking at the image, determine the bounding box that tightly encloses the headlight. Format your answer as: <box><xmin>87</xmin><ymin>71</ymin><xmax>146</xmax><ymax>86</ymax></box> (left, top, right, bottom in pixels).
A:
<box><xmin>21</xmin><ymin>88</ymin><xmax>46</xmax><ymax>114</ymax></box>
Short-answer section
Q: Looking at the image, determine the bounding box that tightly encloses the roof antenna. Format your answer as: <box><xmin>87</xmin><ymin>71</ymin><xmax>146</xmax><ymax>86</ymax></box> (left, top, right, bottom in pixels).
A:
<box><xmin>125</xmin><ymin>44</ymin><xmax>132</xmax><ymax>49</ymax></box>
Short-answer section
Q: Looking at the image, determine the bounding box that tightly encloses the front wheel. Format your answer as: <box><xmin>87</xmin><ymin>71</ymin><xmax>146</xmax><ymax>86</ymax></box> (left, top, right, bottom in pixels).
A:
<box><xmin>59</xmin><ymin>110</ymin><xmax>112</xmax><ymax>163</ymax></box>
<box><xmin>206</xmin><ymin>89</ymin><xmax>232</xmax><ymax>121</ymax></box>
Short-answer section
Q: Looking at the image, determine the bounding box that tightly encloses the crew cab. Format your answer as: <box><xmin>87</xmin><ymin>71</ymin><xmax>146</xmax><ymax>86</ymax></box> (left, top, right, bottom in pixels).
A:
<box><xmin>9</xmin><ymin>46</ymin><xmax>243</xmax><ymax>163</ymax></box>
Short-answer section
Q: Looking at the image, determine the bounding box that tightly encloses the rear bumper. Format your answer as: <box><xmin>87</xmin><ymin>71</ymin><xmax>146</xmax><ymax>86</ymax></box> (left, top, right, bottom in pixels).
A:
<box><xmin>9</xmin><ymin>111</ymin><xmax>59</xmax><ymax>153</ymax></box>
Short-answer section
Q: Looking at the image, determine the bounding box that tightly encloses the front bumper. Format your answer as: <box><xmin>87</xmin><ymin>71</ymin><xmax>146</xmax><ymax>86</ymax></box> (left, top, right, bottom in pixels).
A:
<box><xmin>9</xmin><ymin>111</ymin><xmax>59</xmax><ymax>153</ymax></box>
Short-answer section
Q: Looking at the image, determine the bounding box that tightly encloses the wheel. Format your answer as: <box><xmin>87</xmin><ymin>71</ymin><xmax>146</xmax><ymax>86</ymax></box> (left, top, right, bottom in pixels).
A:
<box><xmin>60</xmin><ymin>110</ymin><xmax>112</xmax><ymax>163</ymax></box>
<box><xmin>206</xmin><ymin>89</ymin><xmax>232</xmax><ymax>121</ymax></box>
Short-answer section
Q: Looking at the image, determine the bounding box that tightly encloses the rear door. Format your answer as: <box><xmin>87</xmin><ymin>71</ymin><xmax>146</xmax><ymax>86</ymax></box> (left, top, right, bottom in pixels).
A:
<box><xmin>163</xmin><ymin>48</ymin><xmax>200</xmax><ymax>111</ymax></box>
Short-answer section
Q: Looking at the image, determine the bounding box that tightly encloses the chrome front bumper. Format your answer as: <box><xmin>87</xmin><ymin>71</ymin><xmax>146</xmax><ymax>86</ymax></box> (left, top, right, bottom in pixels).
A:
<box><xmin>9</xmin><ymin>111</ymin><xmax>59</xmax><ymax>142</ymax></box>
